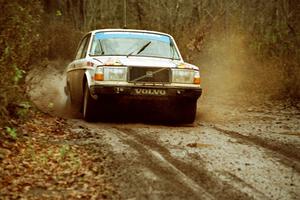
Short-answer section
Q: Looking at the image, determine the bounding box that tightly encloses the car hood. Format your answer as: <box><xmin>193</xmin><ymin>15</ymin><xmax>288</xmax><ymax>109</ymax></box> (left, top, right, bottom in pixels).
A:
<box><xmin>90</xmin><ymin>56</ymin><xmax>199</xmax><ymax>70</ymax></box>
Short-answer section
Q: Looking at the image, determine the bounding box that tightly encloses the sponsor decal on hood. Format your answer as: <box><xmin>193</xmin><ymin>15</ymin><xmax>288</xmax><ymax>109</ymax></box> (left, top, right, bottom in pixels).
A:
<box><xmin>104</xmin><ymin>58</ymin><xmax>123</xmax><ymax>66</ymax></box>
<box><xmin>176</xmin><ymin>63</ymin><xmax>196</xmax><ymax>69</ymax></box>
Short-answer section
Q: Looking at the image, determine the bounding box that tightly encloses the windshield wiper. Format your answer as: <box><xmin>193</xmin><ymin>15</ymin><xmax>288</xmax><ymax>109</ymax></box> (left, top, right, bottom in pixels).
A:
<box><xmin>127</xmin><ymin>41</ymin><xmax>151</xmax><ymax>57</ymax></box>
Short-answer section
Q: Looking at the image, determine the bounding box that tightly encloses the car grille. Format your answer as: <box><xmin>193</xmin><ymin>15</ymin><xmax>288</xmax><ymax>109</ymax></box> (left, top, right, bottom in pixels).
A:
<box><xmin>128</xmin><ymin>67</ymin><xmax>170</xmax><ymax>83</ymax></box>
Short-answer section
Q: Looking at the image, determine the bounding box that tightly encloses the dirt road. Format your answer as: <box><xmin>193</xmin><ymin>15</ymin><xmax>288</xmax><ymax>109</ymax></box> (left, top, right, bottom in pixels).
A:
<box><xmin>62</xmin><ymin>99</ymin><xmax>299</xmax><ymax>200</ymax></box>
<box><xmin>26</xmin><ymin>63</ymin><xmax>300</xmax><ymax>199</ymax></box>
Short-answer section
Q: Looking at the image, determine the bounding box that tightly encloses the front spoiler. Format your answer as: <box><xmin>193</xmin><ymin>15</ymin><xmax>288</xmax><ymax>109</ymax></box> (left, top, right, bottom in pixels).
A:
<box><xmin>90</xmin><ymin>85</ymin><xmax>202</xmax><ymax>100</ymax></box>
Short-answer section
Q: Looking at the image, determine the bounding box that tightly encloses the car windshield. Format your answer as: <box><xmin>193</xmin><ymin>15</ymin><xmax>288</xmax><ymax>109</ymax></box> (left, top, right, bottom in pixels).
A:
<box><xmin>90</xmin><ymin>32</ymin><xmax>180</xmax><ymax>60</ymax></box>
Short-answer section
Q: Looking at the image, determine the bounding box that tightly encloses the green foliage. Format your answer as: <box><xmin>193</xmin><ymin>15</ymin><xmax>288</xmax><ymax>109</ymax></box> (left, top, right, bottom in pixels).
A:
<box><xmin>56</xmin><ymin>10</ymin><xmax>62</xmax><ymax>16</ymax></box>
<box><xmin>5</xmin><ymin>127</ymin><xmax>17</xmax><ymax>140</ymax></box>
<box><xmin>16</xmin><ymin>101</ymin><xmax>31</xmax><ymax>119</ymax></box>
<box><xmin>13</xmin><ymin>64</ymin><xmax>25</xmax><ymax>84</ymax></box>
<box><xmin>59</xmin><ymin>144</ymin><xmax>70</xmax><ymax>159</ymax></box>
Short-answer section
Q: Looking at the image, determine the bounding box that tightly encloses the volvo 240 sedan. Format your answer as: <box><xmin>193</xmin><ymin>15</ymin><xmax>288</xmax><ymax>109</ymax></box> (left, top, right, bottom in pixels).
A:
<box><xmin>65</xmin><ymin>29</ymin><xmax>202</xmax><ymax>123</ymax></box>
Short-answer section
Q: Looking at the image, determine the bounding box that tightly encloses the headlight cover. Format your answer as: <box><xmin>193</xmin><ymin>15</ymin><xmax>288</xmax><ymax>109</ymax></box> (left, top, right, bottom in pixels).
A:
<box><xmin>172</xmin><ymin>69</ymin><xmax>195</xmax><ymax>84</ymax></box>
<box><xmin>104</xmin><ymin>67</ymin><xmax>127</xmax><ymax>81</ymax></box>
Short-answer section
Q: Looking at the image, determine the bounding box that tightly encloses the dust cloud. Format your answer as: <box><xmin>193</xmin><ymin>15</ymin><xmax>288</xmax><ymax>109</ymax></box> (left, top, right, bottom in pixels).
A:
<box><xmin>200</xmin><ymin>33</ymin><xmax>268</xmax><ymax>101</ymax></box>
<box><xmin>194</xmin><ymin>32</ymin><xmax>287</xmax><ymax>122</ymax></box>
<box><xmin>26</xmin><ymin>61</ymin><xmax>73</xmax><ymax>118</ymax></box>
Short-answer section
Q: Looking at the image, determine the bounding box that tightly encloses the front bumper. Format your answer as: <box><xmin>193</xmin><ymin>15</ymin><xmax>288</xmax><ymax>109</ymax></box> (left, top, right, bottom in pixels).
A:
<box><xmin>90</xmin><ymin>85</ymin><xmax>202</xmax><ymax>100</ymax></box>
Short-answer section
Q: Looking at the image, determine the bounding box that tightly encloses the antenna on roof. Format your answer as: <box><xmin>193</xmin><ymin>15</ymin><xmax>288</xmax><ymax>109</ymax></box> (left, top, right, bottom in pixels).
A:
<box><xmin>123</xmin><ymin>0</ymin><xmax>127</xmax><ymax>29</ymax></box>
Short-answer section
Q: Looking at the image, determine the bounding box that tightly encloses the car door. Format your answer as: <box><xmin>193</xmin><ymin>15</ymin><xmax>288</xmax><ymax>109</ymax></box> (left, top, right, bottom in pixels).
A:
<box><xmin>67</xmin><ymin>34</ymin><xmax>91</xmax><ymax>106</ymax></box>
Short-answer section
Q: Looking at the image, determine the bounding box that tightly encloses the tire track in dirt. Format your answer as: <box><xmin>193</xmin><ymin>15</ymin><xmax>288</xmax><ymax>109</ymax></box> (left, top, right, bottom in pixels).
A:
<box><xmin>213</xmin><ymin>170</ymin><xmax>271</xmax><ymax>200</ymax></box>
<box><xmin>111</xmin><ymin>128</ymin><xmax>214</xmax><ymax>200</ymax></box>
<box><xmin>208</xmin><ymin>124</ymin><xmax>300</xmax><ymax>173</ymax></box>
<box><xmin>112</xmin><ymin>127</ymin><xmax>256</xmax><ymax>200</ymax></box>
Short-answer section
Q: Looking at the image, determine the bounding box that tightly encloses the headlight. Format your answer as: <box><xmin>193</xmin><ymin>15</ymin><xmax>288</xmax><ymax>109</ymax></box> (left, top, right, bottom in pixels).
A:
<box><xmin>194</xmin><ymin>71</ymin><xmax>201</xmax><ymax>84</ymax></box>
<box><xmin>172</xmin><ymin>69</ymin><xmax>195</xmax><ymax>84</ymax></box>
<box><xmin>94</xmin><ymin>67</ymin><xmax>104</xmax><ymax>81</ymax></box>
<box><xmin>104</xmin><ymin>67</ymin><xmax>127</xmax><ymax>81</ymax></box>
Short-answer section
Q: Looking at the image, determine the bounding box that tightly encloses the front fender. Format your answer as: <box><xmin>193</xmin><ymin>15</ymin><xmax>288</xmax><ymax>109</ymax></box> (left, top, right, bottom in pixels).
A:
<box><xmin>84</xmin><ymin>69</ymin><xmax>94</xmax><ymax>89</ymax></box>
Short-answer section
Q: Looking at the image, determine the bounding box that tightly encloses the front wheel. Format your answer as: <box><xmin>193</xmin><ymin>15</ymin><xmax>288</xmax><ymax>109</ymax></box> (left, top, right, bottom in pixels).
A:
<box><xmin>82</xmin><ymin>82</ymin><xmax>97</xmax><ymax>121</ymax></box>
<box><xmin>171</xmin><ymin>99</ymin><xmax>197</xmax><ymax>124</ymax></box>
<box><xmin>65</xmin><ymin>83</ymin><xmax>80</xmax><ymax>118</ymax></box>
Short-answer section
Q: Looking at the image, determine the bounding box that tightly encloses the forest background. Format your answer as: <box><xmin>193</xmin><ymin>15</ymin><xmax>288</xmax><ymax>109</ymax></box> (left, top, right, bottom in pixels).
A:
<box><xmin>0</xmin><ymin>0</ymin><xmax>299</xmax><ymax>125</ymax></box>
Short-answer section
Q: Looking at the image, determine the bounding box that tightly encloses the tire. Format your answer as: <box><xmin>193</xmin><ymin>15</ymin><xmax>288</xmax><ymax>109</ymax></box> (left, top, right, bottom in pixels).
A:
<box><xmin>65</xmin><ymin>83</ymin><xmax>77</xmax><ymax>118</ymax></box>
<box><xmin>65</xmin><ymin>90</ymin><xmax>73</xmax><ymax>115</ymax></box>
<box><xmin>82</xmin><ymin>82</ymin><xmax>97</xmax><ymax>121</ymax></box>
<box><xmin>171</xmin><ymin>99</ymin><xmax>197</xmax><ymax>124</ymax></box>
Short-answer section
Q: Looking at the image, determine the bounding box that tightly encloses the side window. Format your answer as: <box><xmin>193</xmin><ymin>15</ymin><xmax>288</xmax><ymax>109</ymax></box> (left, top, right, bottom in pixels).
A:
<box><xmin>81</xmin><ymin>35</ymin><xmax>91</xmax><ymax>58</ymax></box>
<box><xmin>75</xmin><ymin>37</ymin><xmax>88</xmax><ymax>60</ymax></box>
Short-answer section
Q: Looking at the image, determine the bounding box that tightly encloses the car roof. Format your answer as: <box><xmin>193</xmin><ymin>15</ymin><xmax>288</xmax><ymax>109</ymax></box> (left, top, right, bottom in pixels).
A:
<box><xmin>87</xmin><ymin>29</ymin><xmax>172</xmax><ymax>37</ymax></box>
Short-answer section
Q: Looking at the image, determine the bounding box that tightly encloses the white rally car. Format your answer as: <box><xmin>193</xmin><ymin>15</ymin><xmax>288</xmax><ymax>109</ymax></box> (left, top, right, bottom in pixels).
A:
<box><xmin>65</xmin><ymin>29</ymin><xmax>202</xmax><ymax>123</ymax></box>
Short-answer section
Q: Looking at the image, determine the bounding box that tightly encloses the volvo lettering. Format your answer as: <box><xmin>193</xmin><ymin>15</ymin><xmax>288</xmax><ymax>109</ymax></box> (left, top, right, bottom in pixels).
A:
<box><xmin>135</xmin><ymin>89</ymin><xmax>166</xmax><ymax>96</ymax></box>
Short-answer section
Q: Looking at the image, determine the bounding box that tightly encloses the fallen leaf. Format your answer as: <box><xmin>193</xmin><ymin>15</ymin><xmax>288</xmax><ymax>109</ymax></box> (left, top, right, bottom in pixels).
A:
<box><xmin>186</xmin><ymin>143</ymin><xmax>213</xmax><ymax>148</ymax></box>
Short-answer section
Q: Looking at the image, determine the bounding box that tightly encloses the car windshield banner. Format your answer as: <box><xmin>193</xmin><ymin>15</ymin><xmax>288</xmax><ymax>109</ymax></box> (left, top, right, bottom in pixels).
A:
<box><xmin>95</xmin><ymin>32</ymin><xmax>171</xmax><ymax>43</ymax></box>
